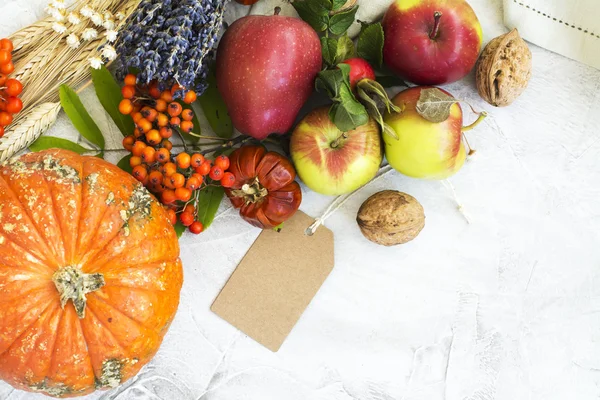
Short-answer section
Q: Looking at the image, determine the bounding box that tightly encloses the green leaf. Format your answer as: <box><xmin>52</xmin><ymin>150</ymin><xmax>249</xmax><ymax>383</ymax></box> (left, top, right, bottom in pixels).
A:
<box><xmin>30</xmin><ymin>136</ymin><xmax>89</xmax><ymax>154</ymax></box>
<box><xmin>197</xmin><ymin>65</ymin><xmax>233</xmax><ymax>139</ymax></box>
<box><xmin>117</xmin><ymin>154</ymin><xmax>133</xmax><ymax>174</ymax></box>
<box><xmin>197</xmin><ymin>186</ymin><xmax>225</xmax><ymax>229</ymax></box>
<box><xmin>328</xmin><ymin>5</ymin><xmax>358</xmax><ymax>36</ymax></box>
<box><xmin>292</xmin><ymin>0</ymin><xmax>330</xmax><ymax>33</ymax></box>
<box><xmin>90</xmin><ymin>66</ymin><xmax>135</xmax><ymax>137</ymax></box>
<box><xmin>173</xmin><ymin>221</ymin><xmax>186</xmax><ymax>238</ymax></box>
<box><xmin>321</xmin><ymin>35</ymin><xmax>355</xmax><ymax>67</ymax></box>
<box><xmin>331</xmin><ymin>0</ymin><xmax>347</xmax><ymax>10</ymax></box>
<box><xmin>357</xmin><ymin>22</ymin><xmax>384</xmax><ymax>68</ymax></box>
<box><xmin>376</xmin><ymin>75</ymin><xmax>408</xmax><ymax>88</ymax></box>
<box><xmin>329</xmin><ymin>85</ymin><xmax>369</xmax><ymax>131</ymax></box>
<box><xmin>59</xmin><ymin>85</ymin><xmax>105</xmax><ymax>149</ymax></box>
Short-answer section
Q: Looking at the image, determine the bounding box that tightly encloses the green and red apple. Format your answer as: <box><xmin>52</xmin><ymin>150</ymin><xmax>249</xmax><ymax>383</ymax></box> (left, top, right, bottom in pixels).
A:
<box><xmin>383</xmin><ymin>86</ymin><xmax>466</xmax><ymax>179</ymax></box>
<box><xmin>216</xmin><ymin>10</ymin><xmax>322</xmax><ymax>140</ymax></box>
<box><xmin>382</xmin><ymin>0</ymin><xmax>483</xmax><ymax>85</ymax></box>
<box><xmin>291</xmin><ymin>107</ymin><xmax>382</xmax><ymax>196</ymax></box>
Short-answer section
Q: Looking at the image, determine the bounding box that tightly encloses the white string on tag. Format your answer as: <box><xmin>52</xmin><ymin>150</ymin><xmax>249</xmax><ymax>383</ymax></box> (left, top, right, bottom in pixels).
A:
<box><xmin>441</xmin><ymin>179</ymin><xmax>471</xmax><ymax>224</ymax></box>
<box><xmin>305</xmin><ymin>164</ymin><xmax>394</xmax><ymax>236</ymax></box>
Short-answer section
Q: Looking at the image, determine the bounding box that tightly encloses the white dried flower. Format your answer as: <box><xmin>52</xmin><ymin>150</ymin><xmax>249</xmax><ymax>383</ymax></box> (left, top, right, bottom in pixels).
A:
<box><xmin>80</xmin><ymin>6</ymin><xmax>94</xmax><ymax>18</ymax></box>
<box><xmin>91</xmin><ymin>13</ymin><xmax>104</xmax><ymax>26</ymax></box>
<box><xmin>115</xmin><ymin>12</ymin><xmax>126</xmax><ymax>21</ymax></box>
<box><xmin>103</xmin><ymin>19</ymin><xmax>115</xmax><ymax>31</ymax></box>
<box><xmin>51</xmin><ymin>0</ymin><xmax>66</xmax><ymax>9</ymax></box>
<box><xmin>50</xmin><ymin>8</ymin><xmax>65</xmax><ymax>21</ymax></box>
<box><xmin>52</xmin><ymin>22</ymin><xmax>67</xmax><ymax>34</ymax></box>
<box><xmin>101</xmin><ymin>45</ymin><xmax>117</xmax><ymax>61</ymax></box>
<box><xmin>88</xmin><ymin>56</ymin><xmax>104</xmax><ymax>70</ymax></box>
<box><xmin>105</xmin><ymin>30</ymin><xmax>118</xmax><ymax>43</ymax></box>
<box><xmin>66</xmin><ymin>33</ymin><xmax>80</xmax><ymax>49</ymax></box>
<box><xmin>103</xmin><ymin>11</ymin><xmax>114</xmax><ymax>20</ymax></box>
<box><xmin>67</xmin><ymin>12</ymin><xmax>81</xmax><ymax>25</ymax></box>
<box><xmin>82</xmin><ymin>28</ymin><xmax>98</xmax><ymax>41</ymax></box>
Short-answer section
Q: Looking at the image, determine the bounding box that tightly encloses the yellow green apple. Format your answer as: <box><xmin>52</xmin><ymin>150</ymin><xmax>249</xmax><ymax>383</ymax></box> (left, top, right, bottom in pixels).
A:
<box><xmin>383</xmin><ymin>86</ymin><xmax>466</xmax><ymax>179</ymax></box>
<box><xmin>290</xmin><ymin>106</ymin><xmax>382</xmax><ymax>196</ymax></box>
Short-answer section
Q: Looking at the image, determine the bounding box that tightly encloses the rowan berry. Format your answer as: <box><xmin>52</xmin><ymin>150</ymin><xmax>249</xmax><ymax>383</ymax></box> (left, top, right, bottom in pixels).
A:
<box><xmin>160</xmin><ymin>90</ymin><xmax>173</xmax><ymax>103</ymax></box>
<box><xmin>161</xmin><ymin>139</ymin><xmax>173</xmax><ymax>151</ymax></box>
<box><xmin>209</xmin><ymin>166</ymin><xmax>224</xmax><ymax>181</ymax></box>
<box><xmin>183</xmin><ymin>204</ymin><xmax>196</xmax><ymax>215</ymax></box>
<box><xmin>121</xmin><ymin>85</ymin><xmax>136</xmax><ymax>99</ymax></box>
<box><xmin>220</xmin><ymin>172</ymin><xmax>236</xmax><ymax>188</ymax></box>
<box><xmin>137</xmin><ymin>118</ymin><xmax>152</xmax><ymax>133</ymax></box>
<box><xmin>0</xmin><ymin>111</ymin><xmax>12</xmax><ymax>126</ymax></box>
<box><xmin>149</xmin><ymin>81</ymin><xmax>161</xmax><ymax>99</ymax></box>
<box><xmin>122</xmin><ymin>135</ymin><xmax>135</xmax><ymax>151</ymax></box>
<box><xmin>171</xmin><ymin>84</ymin><xmax>184</xmax><ymax>95</ymax></box>
<box><xmin>0</xmin><ymin>126</ymin><xmax>4</xmax><ymax>138</ymax></box>
<box><xmin>124</xmin><ymin>74</ymin><xmax>137</xmax><ymax>86</ymax></box>
<box><xmin>180</xmin><ymin>211</ymin><xmax>194</xmax><ymax>227</ymax></box>
<box><xmin>141</xmin><ymin>107</ymin><xmax>158</xmax><ymax>122</ymax></box>
<box><xmin>156</xmin><ymin>148</ymin><xmax>171</xmax><ymax>163</ymax></box>
<box><xmin>170</xmin><ymin>117</ymin><xmax>181</xmax><ymax>127</ymax></box>
<box><xmin>129</xmin><ymin>156</ymin><xmax>142</xmax><ymax>168</ymax></box>
<box><xmin>181</xmin><ymin>109</ymin><xmax>194</xmax><ymax>121</ymax></box>
<box><xmin>132</xmin><ymin>112</ymin><xmax>143</xmax><ymax>123</ymax></box>
<box><xmin>5</xmin><ymin>79</ymin><xmax>22</xmax><ymax>96</ymax></box>
<box><xmin>167</xmin><ymin>102</ymin><xmax>183</xmax><ymax>117</ymax></box>
<box><xmin>5</xmin><ymin>97</ymin><xmax>22</xmax><ymax>114</ymax></box>
<box><xmin>175</xmin><ymin>153</ymin><xmax>191</xmax><ymax>169</ymax></box>
<box><xmin>185</xmin><ymin>176</ymin><xmax>201</xmax><ymax>190</ymax></box>
<box><xmin>156</xmin><ymin>113</ymin><xmax>169</xmax><ymax>128</ymax></box>
<box><xmin>161</xmin><ymin>189</ymin><xmax>177</xmax><ymax>204</ymax></box>
<box><xmin>132</xmin><ymin>165</ymin><xmax>148</xmax><ymax>182</ymax></box>
<box><xmin>180</xmin><ymin>120</ymin><xmax>193</xmax><ymax>133</ymax></box>
<box><xmin>119</xmin><ymin>99</ymin><xmax>133</xmax><ymax>115</ymax></box>
<box><xmin>141</xmin><ymin>146</ymin><xmax>156</xmax><ymax>163</ymax></box>
<box><xmin>190</xmin><ymin>153</ymin><xmax>205</xmax><ymax>168</ymax></box>
<box><xmin>214</xmin><ymin>155</ymin><xmax>230</xmax><ymax>171</ymax></box>
<box><xmin>146</xmin><ymin>129</ymin><xmax>161</xmax><ymax>145</ymax></box>
<box><xmin>196</xmin><ymin>160</ymin><xmax>211</xmax><ymax>176</ymax></box>
<box><xmin>162</xmin><ymin>162</ymin><xmax>177</xmax><ymax>177</ymax></box>
<box><xmin>131</xmin><ymin>140</ymin><xmax>147</xmax><ymax>156</ymax></box>
<box><xmin>175</xmin><ymin>187</ymin><xmax>192</xmax><ymax>202</ymax></box>
<box><xmin>0</xmin><ymin>62</ymin><xmax>14</xmax><ymax>75</ymax></box>
<box><xmin>0</xmin><ymin>50</ymin><xmax>11</xmax><ymax>65</ymax></box>
<box><xmin>155</xmin><ymin>99</ymin><xmax>167</xmax><ymax>113</ymax></box>
<box><xmin>0</xmin><ymin>39</ymin><xmax>13</xmax><ymax>52</ymax></box>
<box><xmin>166</xmin><ymin>208</ymin><xmax>177</xmax><ymax>225</ymax></box>
<box><xmin>0</xmin><ymin>74</ymin><xmax>6</xmax><ymax>86</ymax></box>
<box><xmin>168</xmin><ymin>173</ymin><xmax>185</xmax><ymax>188</ymax></box>
<box><xmin>189</xmin><ymin>221</ymin><xmax>203</xmax><ymax>234</ymax></box>
<box><xmin>159</xmin><ymin>126</ymin><xmax>173</xmax><ymax>139</ymax></box>
<box><xmin>183</xmin><ymin>90</ymin><xmax>197</xmax><ymax>104</ymax></box>
<box><xmin>148</xmin><ymin>170</ymin><xmax>163</xmax><ymax>185</ymax></box>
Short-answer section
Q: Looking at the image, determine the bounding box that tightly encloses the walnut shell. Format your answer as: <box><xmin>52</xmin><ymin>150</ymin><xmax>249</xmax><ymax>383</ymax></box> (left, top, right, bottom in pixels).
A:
<box><xmin>356</xmin><ymin>190</ymin><xmax>425</xmax><ymax>246</ymax></box>
<box><xmin>475</xmin><ymin>29</ymin><xmax>532</xmax><ymax>107</ymax></box>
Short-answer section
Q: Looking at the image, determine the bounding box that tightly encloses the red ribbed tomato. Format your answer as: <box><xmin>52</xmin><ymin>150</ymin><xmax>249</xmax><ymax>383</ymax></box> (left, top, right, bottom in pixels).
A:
<box><xmin>225</xmin><ymin>146</ymin><xmax>301</xmax><ymax>229</ymax></box>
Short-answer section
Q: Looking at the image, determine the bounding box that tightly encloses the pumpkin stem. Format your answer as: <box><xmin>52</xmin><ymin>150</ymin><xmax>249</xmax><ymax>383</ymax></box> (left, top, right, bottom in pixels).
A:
<box><xmin>52</xmin><ymin>266</ymin><xmax>105</xmax><ymax>319</ymax></box>
<box><xmin>230</xmin><ymin>177</ymin><xmax>269</xmax><ymax>205</ymax></box>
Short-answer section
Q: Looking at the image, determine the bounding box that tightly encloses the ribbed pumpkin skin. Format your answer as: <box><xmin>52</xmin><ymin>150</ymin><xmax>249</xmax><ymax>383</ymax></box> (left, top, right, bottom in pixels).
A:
<box><xmin>0</xmin><ymin>149</ymin><xmax>183</xmax><ymax>397</ymax></box>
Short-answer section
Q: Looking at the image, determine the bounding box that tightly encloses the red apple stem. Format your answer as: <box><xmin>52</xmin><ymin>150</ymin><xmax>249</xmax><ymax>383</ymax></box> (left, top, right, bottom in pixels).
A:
<box><xmin>330</xmin><ymin>132</ymin><xmax>349</xmax><ymax>149</ymax></box>
<box><xmin>274</xmin><ymin>6</ymin><xmax>281</xmax><ymax>16</ymax></box>
<box><xmin>429</xmin><ymin>11</ymin><xmax>443</xmax><ymax>40</ymax></box>
<box><xmin>461</xmin><ymin>111</ymin><xmax>488</xmax><ymax>132</ymax></box>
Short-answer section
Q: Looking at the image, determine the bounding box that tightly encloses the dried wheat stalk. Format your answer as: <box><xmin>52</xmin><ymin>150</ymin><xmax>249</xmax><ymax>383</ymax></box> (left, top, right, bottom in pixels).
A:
<box><xmin>0</xmin><ymin>102</ymin><xmax>61</xmax><ymax>163</ymax></box>
<box><xmin>0</xmin><ymin>0</ymin><xmax>142</xmax><ymax>161</ymax></box>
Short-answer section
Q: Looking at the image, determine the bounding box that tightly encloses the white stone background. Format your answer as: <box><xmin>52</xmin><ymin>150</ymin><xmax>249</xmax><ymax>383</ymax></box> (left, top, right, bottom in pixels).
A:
<box><xmin>1</xmin><ymin>0</ymin><xmax>600</xmax><ymax>399</ymax></box>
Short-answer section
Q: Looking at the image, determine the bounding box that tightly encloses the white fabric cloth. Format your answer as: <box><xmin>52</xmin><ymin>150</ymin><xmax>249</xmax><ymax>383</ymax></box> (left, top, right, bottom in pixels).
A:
<box><xmin>1</xmin><ymin>1</ymin><xmax>600</xmax><ymax>400</ymax></box>
<box><xmin>504</xmin><ymin>0</ymin><xmax>600</xmax><ymax>69</ymax></box>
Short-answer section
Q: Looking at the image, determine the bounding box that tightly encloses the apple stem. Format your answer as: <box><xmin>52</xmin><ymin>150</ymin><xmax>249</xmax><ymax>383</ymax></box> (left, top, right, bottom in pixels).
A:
<box><xmin>274</xmin><ymin>6</ymin><xmax>281</xmax><ymax>16</ymax></box>
<box><xmin>330</xmin><ymin>132</ymin><xmax>349</xmax><ymax>149</ymax></box>
<box><xmin>429</xmin><ymin>11</ymin><xmax>443</xmax><ymax>40</ymax></box>
<box><xmin>461</xmin><ymin>111</ymin><xmax>488</xmax><ymax>132</ymax></box>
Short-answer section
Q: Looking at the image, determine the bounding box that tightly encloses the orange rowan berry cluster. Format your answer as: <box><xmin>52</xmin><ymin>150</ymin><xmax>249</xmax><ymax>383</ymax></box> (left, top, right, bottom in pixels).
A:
<box><xmin>0</xmin><ymin>38</ymin><xmax>23</xmax><ymax>138</ymax></box>
<box><xmin>119</xmin><ymin>73</ymin><xmax>235</xmax><ymax>235</ymax></box>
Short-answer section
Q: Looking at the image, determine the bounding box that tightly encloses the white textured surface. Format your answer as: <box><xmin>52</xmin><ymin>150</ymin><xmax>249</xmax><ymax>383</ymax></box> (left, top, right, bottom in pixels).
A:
<box><xmin>2</xmin><ymin>0</ymin><xmax>600</xmax><ymax>399</ymax></box>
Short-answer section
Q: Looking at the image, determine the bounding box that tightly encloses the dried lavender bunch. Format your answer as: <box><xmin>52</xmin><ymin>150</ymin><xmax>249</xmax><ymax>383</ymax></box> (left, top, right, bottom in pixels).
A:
<box><xmin>115</xmin><ymin>0</ymin><xmax>227</xmax><ymax>97</ymax></box>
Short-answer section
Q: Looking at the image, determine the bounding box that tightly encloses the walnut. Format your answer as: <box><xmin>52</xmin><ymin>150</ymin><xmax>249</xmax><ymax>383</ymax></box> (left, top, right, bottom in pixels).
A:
<box><xmin>475</xmin><ymin>29</ymin><xmax>532</xmax><ymax>107</ymax></box>
<box><xmin>356</xmin><ymin>190</ymin><xmax>425</xmax><ymax>246</ymax></box>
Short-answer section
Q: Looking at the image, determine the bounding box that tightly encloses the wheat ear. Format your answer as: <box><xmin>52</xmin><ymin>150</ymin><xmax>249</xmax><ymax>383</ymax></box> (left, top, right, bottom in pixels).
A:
<box><xmin>0</xmin><ymin>103</ymin><xmax>62</xmax><ymax>162</ymax></box>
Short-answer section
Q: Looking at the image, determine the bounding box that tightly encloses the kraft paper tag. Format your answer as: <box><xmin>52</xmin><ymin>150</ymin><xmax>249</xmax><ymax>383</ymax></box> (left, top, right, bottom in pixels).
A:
<box><xmin>211</xmin><ymin>210</ymin><xmax>334</xmax><ymax>352</ymax></box>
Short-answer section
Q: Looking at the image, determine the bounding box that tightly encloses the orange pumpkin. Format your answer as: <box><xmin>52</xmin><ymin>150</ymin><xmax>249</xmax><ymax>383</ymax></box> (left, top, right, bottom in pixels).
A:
<box><xmin>0</xmin><ymin>149</ymin><xmax>183</xmax><ymax>397</ymax></box>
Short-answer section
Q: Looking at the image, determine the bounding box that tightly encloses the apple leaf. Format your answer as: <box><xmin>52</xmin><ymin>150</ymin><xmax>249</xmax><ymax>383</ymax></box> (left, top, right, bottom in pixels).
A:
<box><xmin>328</xmin><ymin>5</ymin><xmax>358</xmax><ymax>36</ymax></box>
<box><xmin>196</xmin><ymin>185</ymin><xmax>225</xmax><ymax>229</ymax></box>
<box><xmin>173</xmin><ymin>221</ymin><xmax>186</xmax><ymax>238</ymax></box>
<box><xmin>117</xmin><ymin>154</ymin><xmax>133</xmax><ymax>174</ymax></box>
<box><xmin>331</xmin><ymin>0</ymin><xmax>347</xmax><ymax>10</ymax></box>
<box><xmin>416</xmin><ymin>88</ymin><xmax>459</xmax><ymax>123</ymax></box>
<box><xmin>197</xmin><ymin>64</ymin><xmax>233</xmax><ymax>139</ymax></box>
<box><xmin>59</xmin><ymin>84</ymin><xmax>105</xmax><ymax>151</ymax></box>
<box><xmin>320</xmin><ymin>35</ymin><xmax>355</xmax><ymax>67</ymax></box>
<box><xmin>30</xmin><ymin>136</ymin><xmax>90</xmax><ymax>155</ymax></box>
<box><xmin>376</xmin><ymin>75</ymin><xmax>408</xmax><ymax>88</ymax></box>
<box><xmin>292</xmin><ymin>0</ymin><xmax>330</xmax><ymax>33</ymax></box>
<box><xmin>357</xmin><ymin>22</ymin><xmax>384</xmax><ymax>68</ymax></box>
<box><xmin>91</xmin><ymin>66</ymin><xmax>134</xmax><ymax>137</ymax></box>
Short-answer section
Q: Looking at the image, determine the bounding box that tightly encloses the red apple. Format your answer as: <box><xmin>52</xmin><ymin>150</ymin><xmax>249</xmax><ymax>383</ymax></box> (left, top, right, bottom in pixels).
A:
<box><xmin>216</xmin><ymin>10</ymin><xmax>322</xmax><ymax>140</ymax></box>
<box><xmin>382</xmin><ymin>0</ymin><xmax>483</xmax><ymax>85</ymax></box>
<box><xmin>291</xmin><ymin>106</ymin><xmax>382</xmax><ymax>196</ymax></box>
